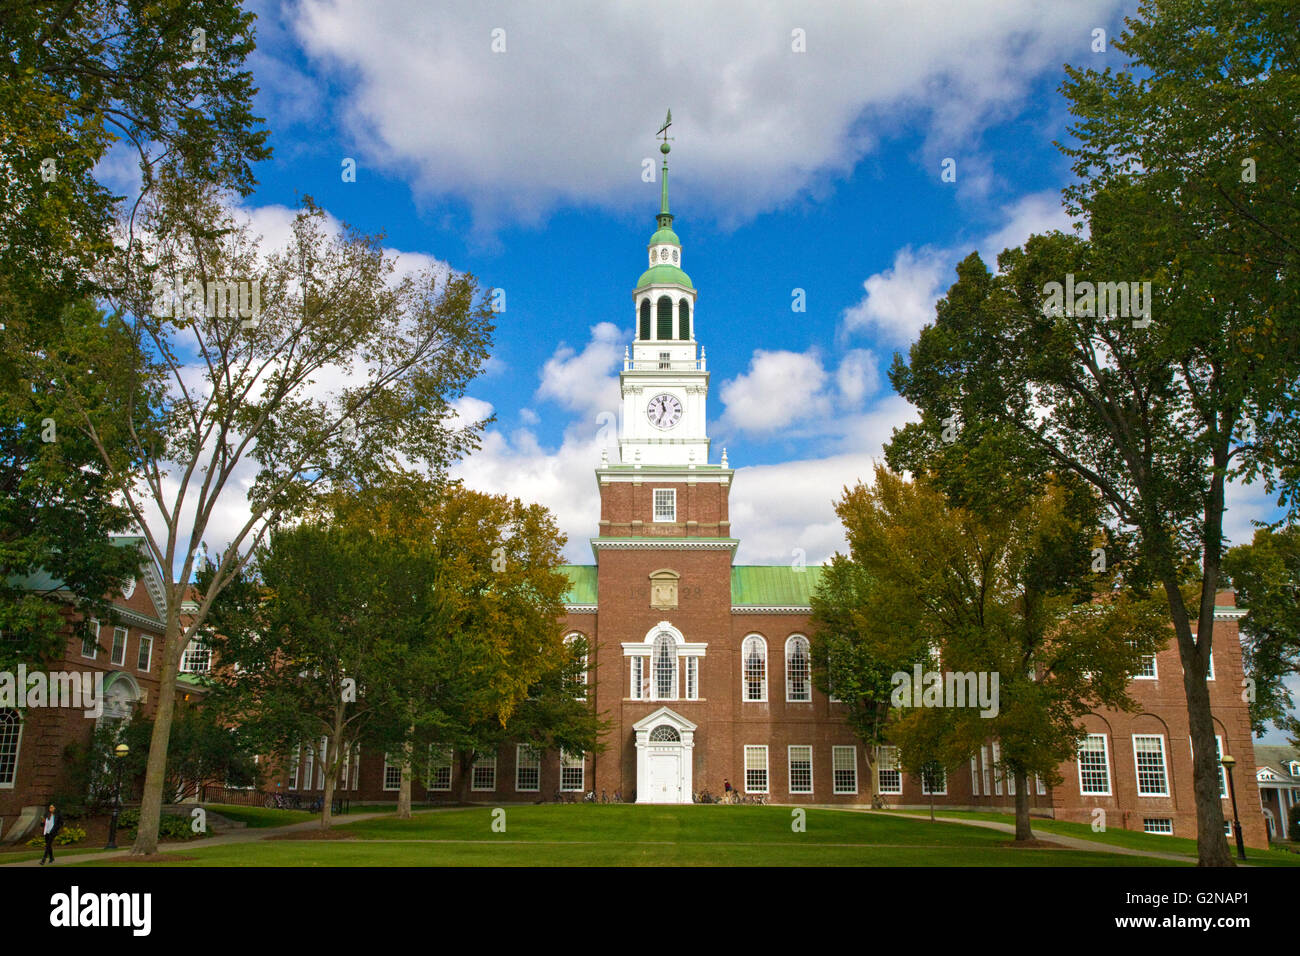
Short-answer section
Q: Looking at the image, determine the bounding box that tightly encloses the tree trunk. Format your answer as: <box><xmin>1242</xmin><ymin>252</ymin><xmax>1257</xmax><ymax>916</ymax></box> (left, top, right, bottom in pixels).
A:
<box><xmin>455</xmin><ymin>751</ymin><xmax>474</xmax><ymax>804</ymax></box>
<box><xmin>320</xmin><ymin>702</ymin><xmax>346</xmax><ymax>829</ymax></box>
<box><xmin>868</xmin><ymin>745</ymin><xmax>881</xmax><ymax>809</ymax></box>
<box><xmin>130</xmin><ymin>611</ymin><xmax>184</xmax><ymax>855</ymax></box>
<box><xmin>1013</xmin><ymin>771</ymin><xmax>1032</xmax><ymax>841</ymax></box>
<box><xmin>397</xmin><ymin>724</ymin><xmax>415</xmax><ymax>819</ymax></box>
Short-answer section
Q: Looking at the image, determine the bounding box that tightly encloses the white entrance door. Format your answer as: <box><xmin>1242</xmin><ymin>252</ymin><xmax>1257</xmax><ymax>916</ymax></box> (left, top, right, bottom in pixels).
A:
<box><xmin>647</xmin><ymin>750</ymin><xmax>682</xmax><ymax>803</ymax></box>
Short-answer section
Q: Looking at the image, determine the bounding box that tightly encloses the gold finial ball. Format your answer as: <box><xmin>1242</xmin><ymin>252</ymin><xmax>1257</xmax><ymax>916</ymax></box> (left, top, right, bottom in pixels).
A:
<box><xmin>661</xmin><ymin>142</ymin><xmax>671</xmax><ymax>155</ymax></box>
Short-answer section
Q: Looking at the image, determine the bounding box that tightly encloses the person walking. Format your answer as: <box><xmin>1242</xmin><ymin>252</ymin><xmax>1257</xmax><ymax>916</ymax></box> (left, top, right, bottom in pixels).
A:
<box><xmin>723</xmin><ymin>778</ymin><xmax>733</xmax><ymax>805</ymax></box>
<box><xmin>39</xmin><ymin>803</ymin><xmax>62</xmax><ymax>865</ymax></box>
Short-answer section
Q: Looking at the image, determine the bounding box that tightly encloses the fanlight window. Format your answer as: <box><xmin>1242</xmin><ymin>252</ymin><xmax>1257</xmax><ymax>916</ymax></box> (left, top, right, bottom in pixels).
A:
<box><xmin>649</xmin><ymin>725</ymin><xmax>680</xmax><ymax>743</ymax></box>
<box><xmin>653</xmin><ymin>632</ymin><xmax>678</xmax><ymax>700</ymax></box>
<box><xmin>786</xmin><ymin>635</ymin><xmax>811</xmax><ymax>702</ymax></box>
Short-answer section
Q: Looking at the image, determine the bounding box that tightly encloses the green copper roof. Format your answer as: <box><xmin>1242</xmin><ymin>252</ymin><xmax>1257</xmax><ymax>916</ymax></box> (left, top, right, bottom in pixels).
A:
<box><xmin>635</xmin><ymin>262</ymin><xmax>694</xmax><ymax>290</ymax></box>
<box><xmin>731</xmin><ymin>565</ymin><xmax>826</xmax><ymax>607</ymax></box>
<box><xmin>650</xmin><ymin>226</ymin><xmax>680</xmax><ymax>246</ymax></box>
<box><xmin>560</xmin><ymin>565</ymin><xmax>597</xmax><ymax>605</ymax></box>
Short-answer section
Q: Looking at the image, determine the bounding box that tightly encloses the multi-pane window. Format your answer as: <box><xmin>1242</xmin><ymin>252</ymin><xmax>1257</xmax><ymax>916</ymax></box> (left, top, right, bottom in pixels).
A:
<box><xmin>566</xmin><ymin>633</ymin><xmax>587</xmax><ymax>700</ymax></box>
<box><xmin>136</xmin><ymin>634</ymin><xmax>153</xmax><ymax>671</ymax></box>
<box><xmin>1215</xmin><ymin>736</ymin><xmax>1227</xmax><ymax>798</ymax></box>
<box><xmin>81</xmin><ymin>620</ymin><xmax>99</xmax><ymax>659</ymax></box>
<box><xmin>516</xmin><ymin>745</ymin><xmax>541</xmax><ymax>792</ymax></box>
<box><xmin>1130</xmin><ymin>640</ymin><xmax>1157</xmax><ymax>679</ymax></box>
<box><xmin>653</xmin><ymin>488</ymin><xmax>676</xmax><ymax>522</ymax></box>
<box><xmin>1078</xmin><ymin>734</ymin><xmax>1111</xmax><ymax>795</ymax></box>
<box><xmin>1036</xmin><ymin>775</ymin><xmax>1047</xmax><ymax>796</ymax></box>
<box><xmin>1143</xmin><ymin>818</ymin><xmax>1173</xmax><ymax>835</ymax></box>
<box><xmin>560</xmin><ymin>750</ymin><xmax>585</xmax><ymax>792</ymax></box>
<box><xmin>288</xmin><ymin>747</ymin><xmax>300</xmax><ymax>790</ymax></box>
<box><xmin>653</xmin><ymin>633</ymin><xmax>678</xmax><ymax>700</ymax></box>
<box><xmin>981</xmin><ymin>745</ymin><xmax>991</xmax><ymax>794</ymax></box>
<box><xmin>920</xmin><ymin>765</ymin><xmax>947</xmax><ymax>795</ymax></box>
<box><xmin>110</xmin><ymin>627</ymin><xmax>128</xmax><ymax>666</ymax></box>
<box><xmin>745</xmin><ymin>745</ymin><xmax>769</xmax><ymax>793</ymax></box>
<box><xmin>383</xmin><ymin>753</ymin><xmax>402</xmax><ymax>791</ymax></box>
<box><xmin>180</xmin><ymin>639</ymin><xmax>212</xmax><ymax>674</ymax></box>
<box><xmin>992</xmin><ymin>741</ymin><xmax>1003</xmax><ymax>796</ymax></box>
<box><xmin>685</xmin><ymin>657</ymin><xmax>698</xmax><ymax>700</ymax></box>
<box><xmin>302</xmin><ymin>744</ymin><xmax>315</xmax><ymax>791</ymax></box>
<box><xmin>785</xmin><ymin>635</ymin><xmax>811</xmax><ymax>702</ymax></box>
<box><xmin>0</xmin><ymin>709</ymin><xmax>22</xmax><ymax>787</ymax></box>
<box><xmin>877</xmin><ymin>746</ymin><xmax>902</xmax><ymax>795</ymax></box>
<box><xmin>427</xmin><ymin>747</ymin><xmax>452</xmax><ymax>792</ymax></box>
<box><xmin>1133</xmin><ymin>735</ymin><xmax>1169</xmax><ymax>796</ymax></box>
<box><xmin>788</xmin><ymin>746</ymin><xmax>813</xmax><ymax>794</ymax></box>
<box><xmin>742</xmin><ymin>636</ymin><xmax>767</xmax><ymax>701</ymax></box>
<box><xmin>471</xmin><ymin>753</ymin><xmax>497</xmax><ymax>792</ymax></box>
<box><xmin>832</xmin><ymin>746</ymin><xmax>857</xmax><ymax>795</ymax></box>
<box><xmin>970</xmin><ymin>756</ymin><xmax>980</xmax><ymax>796</ymax></box>
<box><xmin>630</xmin><ymin>656</ymin><xmax>645</xmax><ymax>700</ymax></box>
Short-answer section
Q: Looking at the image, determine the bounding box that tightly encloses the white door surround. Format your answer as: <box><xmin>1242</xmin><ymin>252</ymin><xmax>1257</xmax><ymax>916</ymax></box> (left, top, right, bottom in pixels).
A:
<box><xmin>633</xmin><ymin>706</ymin><xmax>697</xmax><ymax>804</ymax></box>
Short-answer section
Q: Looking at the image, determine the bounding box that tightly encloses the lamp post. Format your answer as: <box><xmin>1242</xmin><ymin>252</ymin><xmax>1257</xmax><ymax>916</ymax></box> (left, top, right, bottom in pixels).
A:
<box><xmin>104</xmin><ymin>742</ymin><xmax>130</xmax><ymax>850</ymax></box>
<box><xmin>1220</xmin><ymin>754</ymin><xmax>1247</xmax><ymax>861</ymax></box>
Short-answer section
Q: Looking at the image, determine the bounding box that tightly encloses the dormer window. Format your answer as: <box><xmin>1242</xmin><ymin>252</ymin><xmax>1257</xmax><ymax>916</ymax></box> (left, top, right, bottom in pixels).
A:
<box><xmin>1290</xmin><ymin>761</ymin><xmax>1300</xmax><ymax>779</ymax></box>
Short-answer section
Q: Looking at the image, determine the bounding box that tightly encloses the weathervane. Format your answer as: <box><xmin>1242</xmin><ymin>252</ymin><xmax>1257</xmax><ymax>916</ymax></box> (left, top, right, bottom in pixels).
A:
<box><xmin>657</xmin><ymin>109</ymin><xmax>673</xmax><ymax>153</ymax></box>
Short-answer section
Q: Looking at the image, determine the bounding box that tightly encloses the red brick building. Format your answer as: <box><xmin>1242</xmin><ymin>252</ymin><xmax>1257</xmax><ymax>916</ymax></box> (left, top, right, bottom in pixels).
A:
<box><xmin>0</xmin><ymin>538</ymin><xmax>210</xmax><ymax>842</ymax></box>
<box><xmin>270</xmin><ymin>141</ymin><xmax>1271</xmax><ymax>849</ymax></box>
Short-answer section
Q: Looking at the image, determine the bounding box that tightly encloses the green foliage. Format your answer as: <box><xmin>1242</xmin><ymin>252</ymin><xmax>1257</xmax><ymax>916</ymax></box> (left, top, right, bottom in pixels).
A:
<box><xmin>27</xmin><ymin>825</ymin><xmax>86</xmax><ymax>848</ymax></box>
<box><xmin>1223</xmin><ymin>525</ymin><xmax>1300</xmax><ymax>739</ymax></box>
<box><xmin>1290</xmin><ymin>815</ymin><xmax>1300</xmax><ymax>843</ymax></box>
<box><xmin>116</xmin><ymin>808</ymin><xmax>197</xmax><ymax>841</ymax></box>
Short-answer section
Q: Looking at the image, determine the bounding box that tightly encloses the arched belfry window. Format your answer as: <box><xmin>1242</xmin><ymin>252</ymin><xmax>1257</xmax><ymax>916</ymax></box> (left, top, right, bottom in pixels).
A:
<box><xmin>678</xmin><ymin>299</ymin><xmax>690</xmax><ymax>340</ymax></box>
<box><xmin>650</xmin><ymin>725</ymin><xmax>681</xmax><ymax>743</ymax></box>
<box><xmin>653</xmin><ymin>632</ymin><xmax>678</xmax><ymax>700</ymax></box>
<box><xmin>742</xmin><ymin>635</ymin><xmax>767</xmax><ymax>702</ymax></box>
<box><xmin>786</xmin><ymin>635</ymin><xmax>811</xmax><ymax>702</ymax></box>
<box><xmin>656</xmin><ymin>296</ymin><xmax>673</xmax><ymax>340</ymax></box>
<box><xmin>639</xmin><ymin>298</ymin><xmax>651</xmax><ymax>340</ymax></box>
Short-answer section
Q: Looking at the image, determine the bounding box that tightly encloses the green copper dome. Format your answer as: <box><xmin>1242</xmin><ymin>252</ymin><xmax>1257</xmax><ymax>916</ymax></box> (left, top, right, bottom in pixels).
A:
<box><xmin>636</xmin><ymin>262</ymin><xmax>693</xmax><ymax>290</ymax></box>
<box><xmin>650</xmin><ymin>225</ymin><xmax>680</xmax><ymax>246</ymax></box>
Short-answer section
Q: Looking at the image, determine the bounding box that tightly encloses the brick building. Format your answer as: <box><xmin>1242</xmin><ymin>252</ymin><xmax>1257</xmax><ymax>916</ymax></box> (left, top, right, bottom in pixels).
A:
<box><xmin>0</xmin><ymin>538</ymin><xmax>210</xmax><ymax>842</ymax></box>
<box><xmin>270</xmin><ymin>136</ymin><xmax>1271</xmax><ymax>849</ymax></box>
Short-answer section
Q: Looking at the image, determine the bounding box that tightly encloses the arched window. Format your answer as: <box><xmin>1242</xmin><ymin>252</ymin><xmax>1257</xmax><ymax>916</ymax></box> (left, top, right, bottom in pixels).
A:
<box><xmin>656</xmin><ymin>296</ymin><xmax>673</xmax><ymax>340</ymax></box>
<box><xmin>678</xmin><ymin>299</ymin><xmax>690</xmax><ymax>340</ymax></box>
<box><xmin>742</xmin><ymin>635</ymin><xmax>767</xmax><ymax>702</ymax></box>
<box><xmin>639</xmin><ymin>298</ymin><xmax>651</xmax><ymax>340</ymax></box>
<box><xmin>566</xmin><ymin>633</ymin><xmax>588</xmax><ymax>700</ymax></box>
<box><xmin>652</xmin><ymin>632</ymin><xmax>678</xmax><ymax>700</ymax></box>
<box><xmin>786</xmin><ymin>635</ymin><xmax>811</xmax><ymax>702</ymax></box>
<box><xmin>0</xmin><ymin>708</ymin><xmax>21</xmax><ymax>787</ymax></box>
<box><xmin>650</xmin><ymin>725</ymin><xmax>681</xmax><ymax>743</ymax></box>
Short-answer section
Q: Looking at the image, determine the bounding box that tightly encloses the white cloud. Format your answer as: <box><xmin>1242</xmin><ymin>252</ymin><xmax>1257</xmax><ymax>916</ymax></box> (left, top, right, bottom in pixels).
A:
<box><xmin>534</xmin><ymin>322</ymin><xmax>623</xmax><ymax>419</ymax></box>
<box><xmin>719</xmin><ymin>349</ymin><xmax>831</xmax><ymax>433</ymax></box>
<box><xmin>835</xmin><ymin>349</ymin><xmax>880</xmax><ymax>407</ymax></box>
<box><xmin>288</xmin><ymin>0</ymin><xmax>1124</xmax><ymax>228</ymax></box>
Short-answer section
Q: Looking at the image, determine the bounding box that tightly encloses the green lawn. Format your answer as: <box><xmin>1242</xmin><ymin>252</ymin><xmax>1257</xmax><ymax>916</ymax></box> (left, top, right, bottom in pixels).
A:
<box><xmin>205</xmin><ymin>804</ymin><xmax>318</xmax><ymax>828</ymax></box>
<box><xmin>70</xmin><ymin>805</ymin><xmax>1186</xmax><ymax>867</ymax></box>
<box><xmin>903</xmin><ymin>809</ymin><xmax>1300</xmax><ymax>867</ymax></box>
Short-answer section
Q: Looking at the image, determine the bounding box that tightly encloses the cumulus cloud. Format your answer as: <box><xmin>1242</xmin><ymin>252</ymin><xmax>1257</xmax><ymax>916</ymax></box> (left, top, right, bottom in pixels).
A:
<box><xmin>286</xmin><ymin>0</ymin><xmax>1123</xmax><ymax>228</ymax></box>
<box><xmin>534</xmin><ymin>322</ymin><xmax>623</xmax><ymax>419</ymax></box>
<box><xmin>719</xmin><ymin>349</ymin><xmax>832</xmax><ymax>433</ymax></box>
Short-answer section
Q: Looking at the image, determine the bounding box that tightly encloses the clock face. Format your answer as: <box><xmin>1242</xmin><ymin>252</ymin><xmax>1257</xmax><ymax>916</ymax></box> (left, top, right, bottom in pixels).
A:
<box><xmin>646</xmin><ymin>393</ymin><xmax>683</xmax><ymax>429</ymax></box>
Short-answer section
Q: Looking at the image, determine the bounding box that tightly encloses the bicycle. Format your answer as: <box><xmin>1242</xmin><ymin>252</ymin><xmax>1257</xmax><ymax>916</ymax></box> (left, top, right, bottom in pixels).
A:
<box><xmin>263</xmin><ymin>793</ymin><xmax>302</xmax><ymax>810</ymax></box>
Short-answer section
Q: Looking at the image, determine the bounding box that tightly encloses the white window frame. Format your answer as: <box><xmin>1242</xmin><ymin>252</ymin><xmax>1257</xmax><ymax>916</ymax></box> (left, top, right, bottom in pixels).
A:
<box><xmin>981</xmin><ymin>745</ymin><xmax>991</xmax><ymax>795</ymax></box>
<box><xmin>560</xmin><ymin>749</ymin><xmax>585</xmax><ymax>792</ymax></box>
<box><xmin>970</xmin><ymin>755</ymin><xmax>980</xmax><ymax>796</ymax></box>
<box><xmin>81</xmin><ymin>619</ymin><xmax>100</xmax><ymax>660</ymax></box>
<box><xmin>652</xmin><ymin>488</ymin><xmax>676</xmax><ymax>522</ymax></box>
<box><xmin>785</xmin><ymin>634</ymin><xmax>811</xmax><ymax>703</ymax></box>
<box><xmin>288</xmin><ymin>747</ymin><xmax>300</xmax><ymax>790</ymax></box>
<box><xmin>566</xmin><ymin>633</ymin><xmax>588</xmax><ymax>700</ymax></box>
<box><xmin>1135</xmin><ymin>651</ymin><xmax>1157</xmax><ymax>680</ymax></box>
<box><xmin>742</xmin><ymin>634</ymin><xmax>767</xmax><ymax>702</ymax></box>
<box><xmin>109</xmin><ymin>626</ymin><xmax>129</xmax><ymax>667</ymax></box>
<box><xmin>1078</xmin><ymin>734</ymin><xmax>1111</xmax><ymax>796</ymax></box>
<box><xmin>471</xmin><ymin>752</ymin><xmax>497</xmax><ymax>792</ymax></box>
<box><xmin>179</xmin><ymin>638</ymin><xmax>212</xmax><ymax>674</ymax></box>
<box><xmin>383</xmin><ymin>753</ymin><xmax>402</xmax><ymax>792</ymax></box>
<box><xmin>788</xmin><ymin>745</ymin><xmax>813</xmax><ymax>795</ymax></box>
<box><xmin>1133</xmin><ymin>734</ymin><xmax>1170</xmax><ymax>797</ymax></box>
<box><xmin>685</xmin><ymin>657</ymin><xmax>698</xmax><ymax>700</ymax></box>
<box><xmin>877</xmin><ymin>746</ymin><xmax>902</xmax><ymax>795</ymax></box>
<box><xmin>427</xmin><ymin>746</ymin><xmax>452</xmax><ymax>792</ymax></box>
<box><xmin>516</xmin><ymin>744</ymin><xmax>541</xmax><ymax>792</ymax></box>
<box><xmin>630</xmin><ymin>656</ymin><xmax>644</xmax><ymax>700</ymax></box>
<box><xmin>136</xmin><ymin>633</ymin><xmax>153</xmax><ymax>672</ymax></box>
<box><xmin>832</xmin><ymin>746</ymin><xmax>857</xmax><ymax>795</ymax></box>
<box><xmin>920</xmin><ymin>765</ymin><xmax>947</xmax><ymax>796</ymax></box>
<box><xmin>0</xmin><ymin>708</ymin><xmax>23</xmax><ymax>789</ymax></box>
<box><xmin>301</xmin><ymin>744</ymin><xmax>314</xmax><ymax>791</ymax></box>
<box><xmin>1143</xmin><ymin>818</ymin><xmax>1173</xmax><ymax>835</ymax></box>
<box><xmin>744</xmin><ymin>745</ymin><xmax>769</xmax><ymax>794</ymax></box>
<box><xmin>651</xmin><ymin>632</ymin><xmax>678</xmax><ymax>701</ymax></box>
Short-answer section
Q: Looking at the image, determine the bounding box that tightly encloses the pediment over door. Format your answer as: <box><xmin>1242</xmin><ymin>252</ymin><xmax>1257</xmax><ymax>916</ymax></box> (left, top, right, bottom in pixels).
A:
<box><xmin>632</xmin><ymin>705</ymin><xmax>697</xmax><ymax>735</ymax></box>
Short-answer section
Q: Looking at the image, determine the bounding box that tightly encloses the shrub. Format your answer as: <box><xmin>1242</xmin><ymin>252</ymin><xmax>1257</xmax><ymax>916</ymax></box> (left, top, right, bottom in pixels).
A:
<box><xmin>117</xmin><ymin>808</ymin><xmax>198</xmax><ymax>841</ymax></box>
<box><xmin>1289</xmin><ymin>815</ymin><xmax>1300</xmax><ymax>843</ymax></box>
<box><xmin>27</xmin><ymin>825</ymin><xmax>87</xmax><ymax>848</ymax></box>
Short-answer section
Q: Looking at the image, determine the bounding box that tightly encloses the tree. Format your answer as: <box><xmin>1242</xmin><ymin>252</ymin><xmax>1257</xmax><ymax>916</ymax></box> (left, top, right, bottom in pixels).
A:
<box><xmin>0</xmin><ymin>1</ymin><xmax>271</xmax><ymax>669</ymax></box>
<box><xmin>832</xmin><ymin>467</ymin><xmax>1167</xmax><ymax>841</ymax></box>
<box><xmin>810</xmin><ymin>555</ymin><xmax>914</xmax><ymax>808</ymax></box>
<box><xmin>1223</xmin><ymin>524</ymin><xmax>1300</xmax><ymax>743</ymax></box>
<box><xmin>889</xmin><ymin>0</ymin><xmax>1299</xmax><ymax>865</ymax></box>
<box><xmin>38</xmin><ymin>175</ymin><xmax>495</xmax><ymax>851</ymax></box>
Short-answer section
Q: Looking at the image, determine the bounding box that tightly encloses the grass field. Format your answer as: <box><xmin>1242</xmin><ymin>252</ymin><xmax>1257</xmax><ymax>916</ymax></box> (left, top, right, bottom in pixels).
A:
<box><xmin>67</xmin><ymin>805</ymin><xmax>1189</xmax><ymax>867</ymax></box>
<box><xmin>903</xmin><ymin>809</ymin><xmax>1300</xmax><ymax>867</ymax></box>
